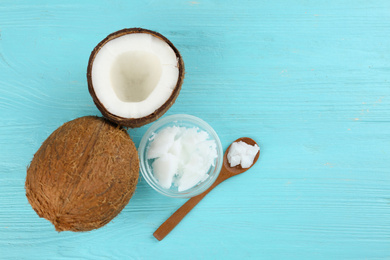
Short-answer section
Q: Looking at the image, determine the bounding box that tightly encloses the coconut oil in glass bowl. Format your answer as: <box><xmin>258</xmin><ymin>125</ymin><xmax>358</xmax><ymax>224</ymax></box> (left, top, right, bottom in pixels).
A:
<box><xmin>139</xmin><ymin>114</ymin><xmax>223</xmax><ymax>198</ymax></box>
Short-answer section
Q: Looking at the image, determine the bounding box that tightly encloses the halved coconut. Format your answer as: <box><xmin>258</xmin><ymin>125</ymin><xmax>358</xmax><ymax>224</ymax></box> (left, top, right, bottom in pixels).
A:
<box><xmin>87</xmin><ymin>28</ymin><xmax>185</xmax><ymax>127</ymax></box>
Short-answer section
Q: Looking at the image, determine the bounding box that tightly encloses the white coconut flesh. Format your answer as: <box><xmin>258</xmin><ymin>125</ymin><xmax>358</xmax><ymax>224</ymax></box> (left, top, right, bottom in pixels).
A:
<box><xmin>91</xmin><ymin>33</ymin><xmax>180</xmax><ymax>119</ymax></box>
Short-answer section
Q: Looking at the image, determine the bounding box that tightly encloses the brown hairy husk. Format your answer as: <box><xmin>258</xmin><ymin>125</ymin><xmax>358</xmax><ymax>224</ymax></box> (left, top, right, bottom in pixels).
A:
<box><xmin>25</xmin><ymin>116</ymin><xmax>139</xmax><ymax>232</ymax></box>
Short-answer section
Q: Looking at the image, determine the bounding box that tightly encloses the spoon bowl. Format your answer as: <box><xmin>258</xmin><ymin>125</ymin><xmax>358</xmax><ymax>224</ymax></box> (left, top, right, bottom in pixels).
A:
<box><xmin>153</xmin><ymin>137</ymin><xmax>260</xmax><ymax>241</ymax></box>
<box><xmin>222</xmin><ymin>137</ymin><xmax>260</xmax><ymax>177</ymax></box>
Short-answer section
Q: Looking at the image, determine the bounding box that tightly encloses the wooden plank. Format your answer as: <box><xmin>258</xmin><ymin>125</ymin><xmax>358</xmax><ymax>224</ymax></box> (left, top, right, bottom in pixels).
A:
<box><xmin>0</xmin><ymin>0</ymin><xmax>389</xmax><ymax>259</ymax></box>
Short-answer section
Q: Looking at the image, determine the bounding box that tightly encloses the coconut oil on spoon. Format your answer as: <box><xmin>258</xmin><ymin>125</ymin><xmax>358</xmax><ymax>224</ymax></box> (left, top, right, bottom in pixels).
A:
<box><xmin>153</xmin><ymin>137</ymin><xmax>260</xmax><ymax>241</ymax></box>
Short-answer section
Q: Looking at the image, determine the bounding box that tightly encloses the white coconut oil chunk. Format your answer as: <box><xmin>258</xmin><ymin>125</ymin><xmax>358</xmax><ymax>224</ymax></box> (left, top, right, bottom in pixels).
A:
<box><xmin>227</xmin><ymin>141</ymin><xmax>259</xmax><ymax>168</ymax></box>
<box><xmin>91</xmin><ymin>33</ymin><xmax>179</xmax><ymax>119</ymax></box>
<box><xmin>147</xmin><ymin>126</ymin><xmax>218</xmax><ymax>192</ymax></box>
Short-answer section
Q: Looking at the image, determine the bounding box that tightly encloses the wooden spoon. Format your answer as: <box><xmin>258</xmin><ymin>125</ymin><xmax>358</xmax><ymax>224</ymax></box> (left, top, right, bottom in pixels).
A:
<box><xmin>153</xmin><ymin>137</ymin><xmax>260</xmax><ymax>241</ymax></box>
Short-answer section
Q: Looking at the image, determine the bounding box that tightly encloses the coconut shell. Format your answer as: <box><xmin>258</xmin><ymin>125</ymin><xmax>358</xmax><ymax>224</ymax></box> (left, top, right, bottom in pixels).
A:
<box><xmin>87</xmin><ymin>28</ymin><xmax>185</xmax><ymax>128</ymax></box>
<box><xmin>25</xmin><ymin>116</ymin><xmax>139</xmax><ymax>232</ymax></box>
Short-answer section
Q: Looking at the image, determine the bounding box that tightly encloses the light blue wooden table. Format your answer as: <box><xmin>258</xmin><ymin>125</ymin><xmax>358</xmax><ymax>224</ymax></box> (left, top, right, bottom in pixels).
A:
<box><xmin>1</xmin><ymin>1</ymin><xmax>389</xmax><ymax>259</ymax></box>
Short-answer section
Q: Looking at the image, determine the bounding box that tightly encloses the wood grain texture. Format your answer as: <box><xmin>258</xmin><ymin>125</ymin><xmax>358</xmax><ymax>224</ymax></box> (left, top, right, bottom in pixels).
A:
<box><xmin>1</xmin><ymin>0</ymin><xmax>389</xmax><ymax>259</ymax></box>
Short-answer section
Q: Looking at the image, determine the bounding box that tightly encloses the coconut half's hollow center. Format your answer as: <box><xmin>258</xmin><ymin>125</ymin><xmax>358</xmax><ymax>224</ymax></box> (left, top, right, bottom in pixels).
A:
<box><xmin>110</xmin><ymin>50</ymin><xmax>162</xmax><ymax>102</ymax></box>
<box><xmin>90</xmin><ymin>30</ymin><xmax>182</xmax><ymax>121</ymax></box>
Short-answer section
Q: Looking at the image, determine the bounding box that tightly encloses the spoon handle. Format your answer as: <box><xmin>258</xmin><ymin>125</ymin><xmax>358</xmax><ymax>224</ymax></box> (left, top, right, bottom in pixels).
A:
<box><xmin>153</xmin><ymin>170</ymin><xmax>228</xmax><ymax>241</ymax></box>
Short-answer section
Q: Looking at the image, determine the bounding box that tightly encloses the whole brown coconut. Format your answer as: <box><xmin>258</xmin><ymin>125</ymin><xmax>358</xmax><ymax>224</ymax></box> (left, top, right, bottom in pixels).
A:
<box><xmin>87</xmin><ymin>28</ymin><xmax>185</xmax><ymax>128</ymax></box>
<box><xmin>25</xmin><ymin>116</ymin><xmax>139</xmax><ymax>232</ymax></box>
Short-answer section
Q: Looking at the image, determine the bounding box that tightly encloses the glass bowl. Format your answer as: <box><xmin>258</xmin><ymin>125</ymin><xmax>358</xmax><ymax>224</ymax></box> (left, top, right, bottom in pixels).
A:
<box><xmin>138</xmin><ymin>114</ymin><xmax>223</xmax><ymax>198</ymax></box>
